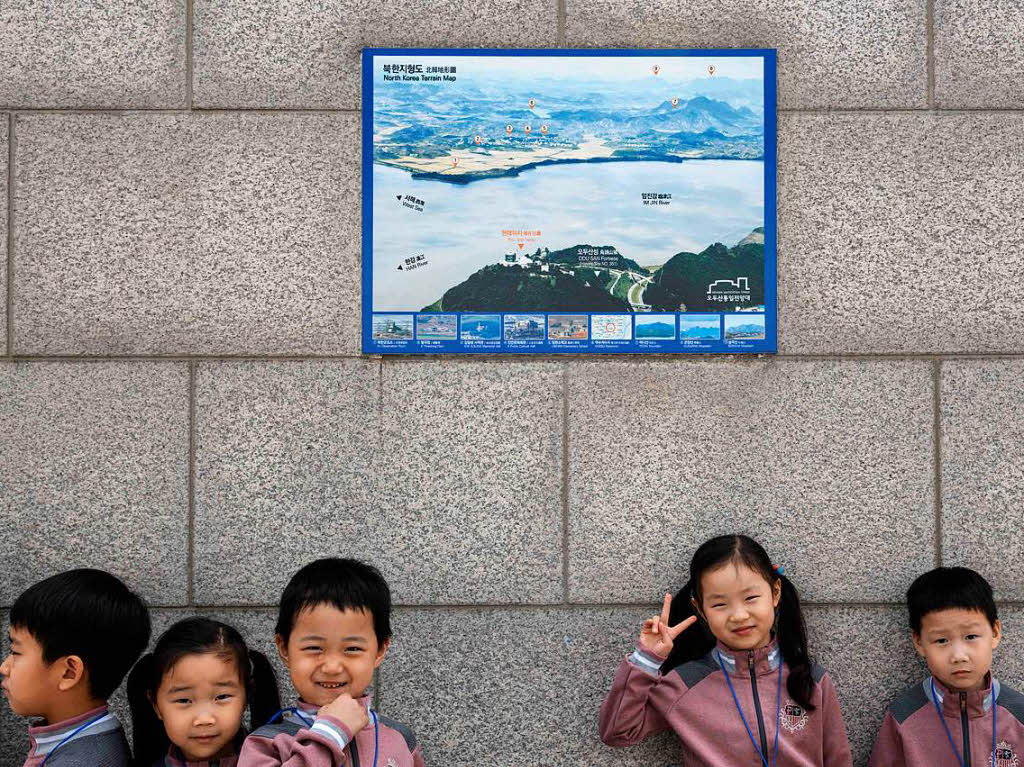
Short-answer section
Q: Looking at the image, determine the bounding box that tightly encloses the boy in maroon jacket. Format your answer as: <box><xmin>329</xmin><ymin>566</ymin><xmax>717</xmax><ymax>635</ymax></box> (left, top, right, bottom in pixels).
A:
<box><xmin>239</xmin><ymin>558</ymin><xmax>423</xmax><ymax>767</ymax></box>
<box><xmin>869</xmin><ymin>567</ymin><xmax>1024</xmax><ymax>767</ymax></box>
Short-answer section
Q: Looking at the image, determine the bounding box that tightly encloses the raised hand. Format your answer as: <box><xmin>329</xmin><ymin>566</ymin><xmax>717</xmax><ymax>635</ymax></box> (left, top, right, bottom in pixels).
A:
<box><xmin>320</xmin><ymin>692</ymin><xmax>369</xmax><ymax>738</ymax></box>
<box><xmin>638</xmin><ymin>593</ymin><xmax>697</xmax><ymax>657</ymax></box>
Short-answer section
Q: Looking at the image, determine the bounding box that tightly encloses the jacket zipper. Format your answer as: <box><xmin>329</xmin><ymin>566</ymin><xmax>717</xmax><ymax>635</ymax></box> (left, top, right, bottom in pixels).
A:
<box><xmin>960</xmin><ymin>692</ymin><xmax>972</xmax><ymax>767</ymax></box>
<box><xmin>749</xmin><ymin>653</ymin><xmax>770</xmax><ymax>764</ymax></box>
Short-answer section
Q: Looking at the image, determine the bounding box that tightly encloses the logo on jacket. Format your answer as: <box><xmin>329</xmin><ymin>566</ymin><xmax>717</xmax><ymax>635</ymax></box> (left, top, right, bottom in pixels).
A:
<box><xmin>995</xmin><ymin>742</ymin><xmax>1019</xmax><ymax>767</ymax></box>
<box><xmin>780</xmin><ymin>700</ymin><xmax>809</xmax><ymax>732</ymax></box>
<box><xmin>387</xmin><ymin>760</ymin><xmax>399</xmax><ymax>767</ymax></box>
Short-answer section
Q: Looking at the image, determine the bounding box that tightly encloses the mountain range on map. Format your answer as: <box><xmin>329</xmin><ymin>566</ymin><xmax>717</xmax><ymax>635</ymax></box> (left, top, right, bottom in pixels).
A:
<box><xmin>374</xmin><ymin>77</ymin><xmax>765</xmax><ymax>173</ymax></box>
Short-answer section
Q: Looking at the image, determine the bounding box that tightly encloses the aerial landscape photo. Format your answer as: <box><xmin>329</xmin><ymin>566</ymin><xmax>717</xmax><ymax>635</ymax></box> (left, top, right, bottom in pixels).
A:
<box><xmin>370</xmin><ymin>53</ymin><xmax>769</xmax><ymax>316</ymax></box>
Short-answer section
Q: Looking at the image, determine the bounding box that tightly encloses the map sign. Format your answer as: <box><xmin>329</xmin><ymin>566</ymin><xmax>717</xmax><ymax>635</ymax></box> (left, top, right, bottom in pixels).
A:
<box><xmin>362</xmin><ymin>48</ymin><xmax>777</xmax><ymax>354</ymax></box>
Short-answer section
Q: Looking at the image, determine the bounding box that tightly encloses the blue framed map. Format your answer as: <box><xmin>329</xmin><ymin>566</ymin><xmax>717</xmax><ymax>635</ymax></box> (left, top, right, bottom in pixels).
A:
<box><xmin>362</xmin><ymin>48</ymin><xmax>776</xmax><ymax>354</ymax></box>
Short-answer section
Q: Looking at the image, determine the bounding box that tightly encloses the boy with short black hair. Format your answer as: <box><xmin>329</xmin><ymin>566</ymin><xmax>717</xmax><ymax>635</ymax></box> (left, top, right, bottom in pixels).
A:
<box><xmin>1</xmin><ymin>568</ymin><xmax>151</xmax><ymax>766</ymax></box>
<box><xmin>239</xmin><ymin>557</ymin><xmax>423</xmax><ymax>767</ymax></box>
<box><xmin>869</xmin><ymin>566</ymin><xmax>1024</xmax><ymax>766</ymax></box>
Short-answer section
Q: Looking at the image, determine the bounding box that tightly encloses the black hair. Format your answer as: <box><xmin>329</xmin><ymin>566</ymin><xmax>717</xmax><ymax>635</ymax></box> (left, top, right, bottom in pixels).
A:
<box><xmin>660</xmin><ymin>534</ymin><xmax>817</xmax><ymax>711</ymax></box>
<box><xmin>275</xmin><ymin>558</ymin><xmax>392</xmax><ymax>644</ymax></box>
<box><xmin>907</xmin><ymin>567</ymin><xmax>998</xmax><ymax>635</ymax></box>
<box><xmin>10</xmin><ymin>569</ymin><xmax>151</xmax><ymax>700</ymax></box>
<box><xmin>127</xmin><ymin>617</ymin><xmax>281</xmax><ymax>767</ymax></box>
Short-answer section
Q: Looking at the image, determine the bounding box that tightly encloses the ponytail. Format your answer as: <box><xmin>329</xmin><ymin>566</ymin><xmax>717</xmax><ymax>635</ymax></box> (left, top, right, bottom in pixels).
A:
<box><xmin>660</xmin><ymin>578</ymin><xmax>716</xmax><ymax>673</ymax></box>
<box><xmin>658</xmin><ymin>534</ymin><xmax>817</xmax><ymax>712</ymax></box>
<box><xmin>127</xmin><ymin>653</ymin><xmax>171</xmax><ymax>767</ymax></box>
<box><xmin>247</xmin><ymin>650</ymin><xmax>282</xmax><ymax>731</ymax></box>
<box><xmin>776</xmin><ymin>573</ymin><xmax>816</xmax><ymax>711</ymax></box>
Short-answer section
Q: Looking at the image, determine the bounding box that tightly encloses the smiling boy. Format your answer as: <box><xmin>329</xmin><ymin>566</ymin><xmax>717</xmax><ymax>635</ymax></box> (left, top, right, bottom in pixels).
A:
<box><xmin>238</xmin><ymin>558</ymin><xmax>424</xmax><ymax>767</ymax></box>
<box><xmin>869</xmin><ymin>567</ymin><xmax>1024</xmax><ymax>767</ymax></box>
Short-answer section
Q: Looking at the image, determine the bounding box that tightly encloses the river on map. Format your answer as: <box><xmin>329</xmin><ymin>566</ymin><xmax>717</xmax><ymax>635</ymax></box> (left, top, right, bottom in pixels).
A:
<box><xmin>372</xmin><ymin>159</ymin><xmax>764</xmax><ymax>311</ymax></box>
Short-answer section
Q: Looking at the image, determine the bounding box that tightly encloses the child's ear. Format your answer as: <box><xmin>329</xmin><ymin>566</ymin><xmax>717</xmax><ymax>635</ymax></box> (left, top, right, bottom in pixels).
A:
<box><xmin>911</xmin><ymin>632</ymin><xmax>926</xmax><ymax>658</ymax></box>
<box><xmin>992</xmin><ymin>620</ymin><xmax>1002</xmax><ymax>650</ymax></box>
<box><xmin>772</xmin><ymin>579</ymin><xmax>782</xmax><ymax>608</ymax></box>
<box><xmin>690</xmin><ymin>597</ymin><xmax>704</xmax><ymax>622</ymax></box>
<box><xmin>274</xmin><ymin>634</ymin><xmax>289</xmax><ymax>665</ymax></box>
<box><xmin>374</xmin><ymin>638</ymin><xmax>390</xmax><ymax>669</ymax></box>
<box><xmin>55</xmin><ymin>655</ymin><xmax>87</xmax><ymax>693</ymax></box>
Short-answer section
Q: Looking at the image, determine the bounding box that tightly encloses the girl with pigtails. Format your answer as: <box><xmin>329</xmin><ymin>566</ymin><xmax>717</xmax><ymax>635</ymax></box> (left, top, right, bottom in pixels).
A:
<box><xmin>127</xmin><ymin>617</ymin><xmax>281</xmax><ymax>767</ymax></box>
<box><xmin>599</xmin><ymin>534</ymin><xmax>853</xmax><ymax>767</ymax></box>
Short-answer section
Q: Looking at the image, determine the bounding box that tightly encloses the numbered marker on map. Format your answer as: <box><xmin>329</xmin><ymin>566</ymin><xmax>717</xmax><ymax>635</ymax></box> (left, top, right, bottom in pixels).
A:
<box><xmin>671</xmin><ymin>97</ymin><xmax>679</xmax><ymax>107</ymax></box>
<box><xmin>652</xmin><ymin>65</ymin><xmax>660</xmax><ymax>76</ymax></box>
<box><xmin>474</xmin><ymin>134</ymin><xmax>482</xmax><ymax>145</ymax></box>
<box><xmin>541</xmin><ymin>124</ymin><xmax>549</xmax><ymax>135</ymax></box>
<box><xmin>524</xmin><ymin>124</ymin><xmax>532</xmax><ymax>135</ymax></box>
<box><xmin>528</xmin><ymin>98</ymin><xmax>536</xmax><ymax>109</ymax></box>
<box><xmin>708</xmin><ymin>64</ymin><xmax>716</xmax><ymax>76</ymax></box>
<box><xmin>506</xmin><ymin>124</ymin><xmax>514</xmax><ymax>135</ymax></box>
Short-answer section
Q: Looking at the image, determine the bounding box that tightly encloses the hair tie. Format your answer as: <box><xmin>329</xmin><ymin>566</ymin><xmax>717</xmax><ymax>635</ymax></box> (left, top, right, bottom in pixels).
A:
<box><xmin>773</xmin><ymin>563</ymin><xmax>785</xmax><ymax>576</ymax></box>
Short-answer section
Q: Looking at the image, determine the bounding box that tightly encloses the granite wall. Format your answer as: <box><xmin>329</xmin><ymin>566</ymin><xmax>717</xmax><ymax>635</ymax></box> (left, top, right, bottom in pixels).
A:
<box><xmin>3</xmin><ymin>1</ymin><xmax>1024</xmax><ymax>764</ymax></box>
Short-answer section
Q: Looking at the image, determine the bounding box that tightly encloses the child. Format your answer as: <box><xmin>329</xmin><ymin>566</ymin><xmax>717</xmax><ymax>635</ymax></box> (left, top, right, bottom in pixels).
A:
<box><xmin>0</xmin><ymin>568</ymin><xmax>151</xmax><ymax>766</ymax></box>
<box><xmin>127</xmin><ymin>617</ymin><xmax>282</xmax><ymax>766</ymax></box>
<box><xmin>599</xmin><ymin>534</ymin><xmax>853</xmax><ymax>766</ymax></box>
<box><xmin>238</xmin><ymin>558</ymin><xmax>424</xmax><ymax>767</ymax></box>
<box><xmin>868</xmin><ymin>567</ymin><xmax>1024</xmax><ymax>767</ymax></box>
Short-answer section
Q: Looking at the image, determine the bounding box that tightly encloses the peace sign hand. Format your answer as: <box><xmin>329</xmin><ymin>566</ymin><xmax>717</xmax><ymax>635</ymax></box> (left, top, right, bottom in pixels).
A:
<box><xmin>638</xmin><ymin>593</ymin><xmax>697</xmax><ymax>658</ymax></box>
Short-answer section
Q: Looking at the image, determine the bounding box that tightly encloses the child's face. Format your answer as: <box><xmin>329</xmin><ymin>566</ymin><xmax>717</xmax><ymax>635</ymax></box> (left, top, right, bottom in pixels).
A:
<box><xmin>0</xmin><ymin>626</ymin><xmax>62</xmax><ymax>718</ymax></box>
<box><xmin>276</xmin><ymin>605</ymin><xmax>389</xmax><ymax>708</ymax></box>
<box><xmin>913</xmin><ymin>608</ymin><xmax>1001</xmax><ymax>692</ymax></box>
<box><xmin>696</xmin><ymin>563</ymin><xmax>781</xmax><ymax>652</ymax></box>
<box><xmin>152</xmin><ymin>652</ymin><xmax>246</xmax><ymax>762</ymax></box>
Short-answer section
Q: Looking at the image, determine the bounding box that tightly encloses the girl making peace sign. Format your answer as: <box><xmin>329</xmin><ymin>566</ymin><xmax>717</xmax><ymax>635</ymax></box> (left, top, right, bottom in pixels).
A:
<box><xmin>599</xmin><ymin>534</ymin><xmax>853</xmax><ymax>767</ymax></box>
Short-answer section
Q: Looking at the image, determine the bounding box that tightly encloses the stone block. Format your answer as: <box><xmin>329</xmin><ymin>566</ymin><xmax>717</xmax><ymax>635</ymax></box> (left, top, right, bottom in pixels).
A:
<box><xmin>941</xmin><ymin>361</ymin><xmax>1024</xmax><ymax>598</ymax></box>
<box><xmin>779</xmin><ymin>113</ymin><xmax>1024</xmax><ymax>354</ymax></box>
<box><xmin>195</xmin><ymin>360</ymin><xmax>563</xmax><ymax>604</ymax></box>
<box><xmin>0</xmin><ymin>362</ymin><xmax>189</xmax><ymax>606</ymax></box>
<box><xmin>14</xmin><ymin>113</ymin><xmax>361</xmax><ymax>355</ymax></box>
<box><xmin>0</xmin><ymin>0</ymin><xmax>186</xmax><ymax>108</ymax></box>
<box><xmin>193</xmin><ymin>360</ymin><xmax>379</xmax><ymax>604</ymax></box>
<box><xmin>935</xmin><ymin>0</ymin><xmax>1024</xmax><ymax>107</ymax></box>
<box><xmin>568</xmin><ymin>360</ymin><xmax>935</xmax><ymax>603</ymax></box>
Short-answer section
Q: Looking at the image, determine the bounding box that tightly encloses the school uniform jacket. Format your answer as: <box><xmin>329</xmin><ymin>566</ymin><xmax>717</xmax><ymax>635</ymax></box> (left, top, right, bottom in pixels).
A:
<box><xmin>868</xmin><ymin>675</ymin><xmax>1024</xmax><ymax>767</ymax></box>
<box><xmin>599</xmin><ymin>640</ymin><xmax>854</xmax><ymax>767</ymax></box>
<box><xmin>21</xmin><ymin>705</ymin><xmax>131</xmax><ymax>767</ymax></box>
<box><xmin>238</xmin><ymin>698</ymin><xmax>424</xmax><ymax>767</ymax></box>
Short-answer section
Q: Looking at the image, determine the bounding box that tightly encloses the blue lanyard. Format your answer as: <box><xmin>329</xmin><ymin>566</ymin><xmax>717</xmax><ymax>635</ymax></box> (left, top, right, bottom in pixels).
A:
<box><xmin>930</xmin><ymin>678</ymin><xmax>997</xmax><ymax>767</ymax></box>
<box><xmin>269</xmin><ymin>706</ymin><xmax>379</xmax><ymax>767</ymax></box>
<box><xmin>371</xmin><ymin>710</ymin><xmax>379</xmax><ymax>767</ymax></box>
<box><xmin>269</xmin><ymin>706</ymin><xmax>315</xmax><ymax>726</ymax></box>
<box><xmin>40</xmin><ymin>713</ymin><xmax>107</xmax><ymax>766</ymax></box>
<box><xmin>716</xmin><ymin>651</ymin><xmax>783</xmax><ymax>767</ymax></box>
